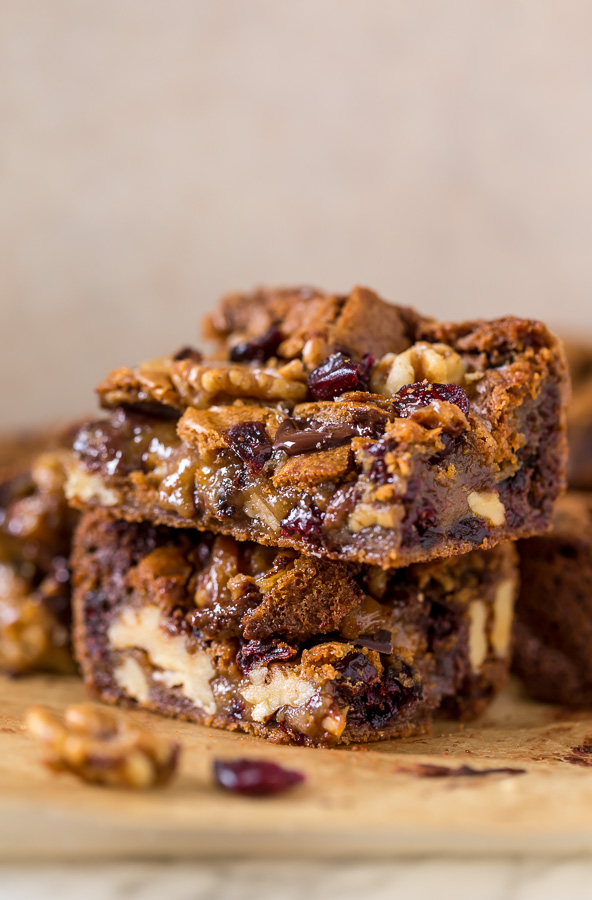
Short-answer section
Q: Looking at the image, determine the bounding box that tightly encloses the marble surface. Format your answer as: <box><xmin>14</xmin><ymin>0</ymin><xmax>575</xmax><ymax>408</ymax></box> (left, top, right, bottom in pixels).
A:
<box><xmin>1</xmin><ymin>860</ymin><xmax>592</xmax><ymax>900</ymax></box>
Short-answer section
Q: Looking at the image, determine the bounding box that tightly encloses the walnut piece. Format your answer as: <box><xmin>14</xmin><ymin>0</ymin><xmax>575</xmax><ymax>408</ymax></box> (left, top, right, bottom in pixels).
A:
<box><xmin>25</xmin><ymin>703</ymin><xmax>180</xmax><ymax>789</ymax></box>
<box><xmin>468</xmin><ymin>600</ymin><xmax>488</xmax><ymax>671</ymax></box>
<box><xmin>0</xmin><ymin>564</ymin><xmax>72</xmax><ymax>675</ymax></box>
<box><xmin>467</xmin><ymin>490</ymin><xmax>506</xmax><ymax>526</ymax></box>
<box><xmin>371</xmin><ymin>342</ymin><xmax>466</xmax><ymax>396</ymax></box>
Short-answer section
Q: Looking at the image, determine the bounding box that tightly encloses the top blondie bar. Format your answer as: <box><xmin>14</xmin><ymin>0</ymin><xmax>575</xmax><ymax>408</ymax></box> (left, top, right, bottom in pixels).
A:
<box><xmin>67</xmin><ymin>286</ymin><xmax>569</xmax><ymax>569</ymax></box>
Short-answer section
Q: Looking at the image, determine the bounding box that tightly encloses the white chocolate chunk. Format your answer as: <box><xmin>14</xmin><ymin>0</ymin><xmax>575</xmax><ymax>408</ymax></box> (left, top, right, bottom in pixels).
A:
<box><xmin>108</xmin><ymin>605</ymin><xmax>216</xmax><ymax>714</ymax></box>
<box><xmin>240</xmin><ymin>665</ymin><xmax>317</xmax><ymax>722</ymax></box>
<box><xmin>467</xmin><ymin>490</ymin><xmax>506</xmax><ymax>526</ymax></box>
<box><xmin>491</xmin><ymin>578</ymin><xmax>516</xmax><ymax>657</ymax></box>
<box><xmin>468</xmin><ymin>600</ymin><xmax>488</xmax><ymax>671</ymax></box>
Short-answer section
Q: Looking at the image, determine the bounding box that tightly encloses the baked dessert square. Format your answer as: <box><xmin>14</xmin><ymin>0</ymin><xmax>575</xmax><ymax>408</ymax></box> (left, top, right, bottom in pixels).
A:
<box><xmin>73</xmin><ymin>510</ymin><xmax>517</xmax><ymax>747</ymax></box>
<box><xmin>67</xmin><ymin>286</ymin><xmax>569</xmax><ymax>570</ymax></box>
<box><xmin>564</xmin><ymin>339</ymin><xmax>592</xmax><ymax>490</ymax></box>
<box><xmin>0</xmin><ymin>427</ymin><xmax>78</xmax><ymax>674</ymax></box>
<box><xmin>513</xmin><ymin>492</ymin><xmax>592</xmax><ymax>706</ymax></box>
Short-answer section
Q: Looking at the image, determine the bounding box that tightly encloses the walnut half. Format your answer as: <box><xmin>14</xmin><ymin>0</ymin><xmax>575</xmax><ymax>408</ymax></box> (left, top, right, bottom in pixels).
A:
<box><xmin>25</xmin><ymin>704</ymin><xmax>180</xmax><ymax>789</ymax></box>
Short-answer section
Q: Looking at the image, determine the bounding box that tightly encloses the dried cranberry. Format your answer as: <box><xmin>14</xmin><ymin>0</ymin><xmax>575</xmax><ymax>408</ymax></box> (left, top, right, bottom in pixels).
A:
<box><xmin>213</xmin><ymin>758</ymin><xmax>305</xmax><ymax>795</ymax></box>
<box><xmin>280</xmin><ymin>501</ymin><xmax>324</xmax><ymax>543</ymax></box>
<box><xmin>230</xmin><ymin>326</ymin><xmax>283</xmax><ymax>363</ymax></box>
<box><xmin>223</xmin><ymin>421</ymin><xmax>272</xmax><ymax>472</ymax></box>
<box><xmin>449</xmin><ymin>516</ymin><xmax>489</xmax><ymax>545</ymax></box>
<box><xmin>332</xmin><ymin>654</ymin><xmax>418</xmax><ymax>729</ymax></box>
<box><xmin>362</xmin><ymin>670</ymin><xmax>406</xmax><ymax>728</ymax></box>
<box><xmin>308</xmin><ymin>352</ymin><xmax>374</xmax><ymax>401</ymax></box>
<box><xmin>334</xmin><ymin>651</ymin><xmax>379</xmax><ymax>685</ymax></box>
<box><xmin>236</xmin><ymin>639</ymin><xmax>296</xmax><ymax>674</ymax></box>
<box><xmin>402</xmin><ymin>497</ymin><xmax>440</xmax><ymax>548</ymax></box>
<box><xmin>394</xmin><ymin>382</ymin><xmax>470</xmax><ymax>418</ymax></box>
<box><xmin>173</xmin><ymin>346</ymin><xmax>202</xmax><ymax>362</ymax></box>
<box><xmin>368</xmin><ymin>458</ymin><xmax>392</xmax><ymax>485</ymax></box>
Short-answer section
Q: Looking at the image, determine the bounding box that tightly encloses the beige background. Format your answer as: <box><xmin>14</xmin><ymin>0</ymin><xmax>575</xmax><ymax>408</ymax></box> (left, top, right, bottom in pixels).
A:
<box><xmin>2</xmin><ymin>1</ymin><xmax>592</xmax><ymax>428</ymax></box>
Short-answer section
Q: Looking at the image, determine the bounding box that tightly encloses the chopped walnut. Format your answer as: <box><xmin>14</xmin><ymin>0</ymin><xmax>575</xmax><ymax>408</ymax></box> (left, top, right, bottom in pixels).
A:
<box><xmin>98</xmin><ymin>356</ymin><xmax>308</xmax><ymax>411</ymax></box>
<box><xmin>0</xmin><ymin>564</ymin><xmax>72</xmax><ymax>675</ymax></box>
<box><xmin>371</xmin><ymin>342</ymin><xmax>466</xmax><ymax>396</ymax></box>
<box><xmin>25</xmin><ymin>704</ymin><xmax>180</xmax><ymax>789</ymax></box>
<box><xmin>467</xmin><ymin>490</ymin><xmax>506</xmax><ymax>526</ymax></box>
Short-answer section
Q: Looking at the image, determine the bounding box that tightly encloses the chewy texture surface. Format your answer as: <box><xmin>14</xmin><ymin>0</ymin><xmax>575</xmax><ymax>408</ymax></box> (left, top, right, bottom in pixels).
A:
<box><xmin>67</xmin><ymin>286</ymin><xmax>569</xmax><ymax>569</ymax></box>
<box><xmin>564</xmin><ymin>340</ymin><xmax>592</xmax><ymax>490</ymax></box>
<box><xmin>0</xmin><ymin>428</ymin><xmax>78</xmax><ymax>674</ymax></box>
<box><xmin>73</xmin><ymin>510</ymin><xmax>516</xmax><ymax>747</ymax></box>
<box><xmin>514</xmin><ymin>492</ymin><xmax>592</xmax><ymax>706</ymax></box>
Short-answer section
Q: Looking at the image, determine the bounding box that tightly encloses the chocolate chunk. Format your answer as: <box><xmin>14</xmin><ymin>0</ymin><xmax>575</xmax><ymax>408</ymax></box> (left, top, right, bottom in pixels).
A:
<box><xmin>354</xmin><ymin>629</ymin><xmax>393</xmax><ymax>655</ymax></box>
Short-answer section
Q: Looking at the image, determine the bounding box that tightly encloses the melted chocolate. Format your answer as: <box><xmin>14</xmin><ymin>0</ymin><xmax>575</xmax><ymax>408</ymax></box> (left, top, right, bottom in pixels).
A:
<box><xmin>273</xmin><ymin>408</ymin><xmax>387</xmax><ymax>456</ymax></box>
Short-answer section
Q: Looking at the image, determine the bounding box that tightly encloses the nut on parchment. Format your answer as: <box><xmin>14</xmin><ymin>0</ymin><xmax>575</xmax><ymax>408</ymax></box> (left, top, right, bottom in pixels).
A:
<box><xmin>25</xmin><ymin>703</ymin><xmax>180</xmax><ymax>789</ymax></box>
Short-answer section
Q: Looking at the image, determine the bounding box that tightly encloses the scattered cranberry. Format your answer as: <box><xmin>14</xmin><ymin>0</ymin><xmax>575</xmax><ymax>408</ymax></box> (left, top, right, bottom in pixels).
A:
<box><xmin>280</xmin><ymin>501</ymin><xmax>324</xmax><ymax>543</ymax></box>
<box><xmin>223</xmin><ymin>422</ymin><xmax>272</xmax><ymax>471</ymax></box>
<box><xmin>230</xmin><ymin>326</ymin><xmax>283</xmax><ymax>363</ymax></box>
<box><xmin>394</xmin><ymin>382</ymin><xmax>470</xmax><ymax>418</ymax></box>
<box><xmin>213</xmin><ymin>759</ymin><xmax>305</xmax><ymax>796</ymax></box>
<box><xmin>308</xmin><ymin>352</ymin><xmax>374</xmax><ymax>401</ymax></box>
<box><xmin>237</xmin><ymin>639</ymin><xmax>296</xmax><ymax>674</ymax></box>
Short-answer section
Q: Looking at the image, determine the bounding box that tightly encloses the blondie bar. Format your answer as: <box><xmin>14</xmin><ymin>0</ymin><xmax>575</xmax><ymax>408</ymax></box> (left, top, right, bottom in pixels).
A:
<box><xmin>514</xmin><ymin>492</ymin><xmax>592</xmax><ymax>706</ymax></box>
<box><xmin>0</xmin><ymin>428</ymin><xmax>78</xmax><ymax>674</ymax></box>
<box><xmin>67</xmin><ymin>286</ymin><xmax>569</xmax><ymax>569</ymax></box>
<box><xmin>73</xmin><ymin>510</ymin><xmax>517</xmax><ymax>747</ymax></box>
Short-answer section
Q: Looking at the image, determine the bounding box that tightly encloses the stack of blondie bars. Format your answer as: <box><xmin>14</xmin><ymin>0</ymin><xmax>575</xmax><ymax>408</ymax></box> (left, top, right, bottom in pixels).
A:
<box><xmin>1</xmin><ymin>287</ymin><xmax>571</xmax><ymax>745</ymax></box>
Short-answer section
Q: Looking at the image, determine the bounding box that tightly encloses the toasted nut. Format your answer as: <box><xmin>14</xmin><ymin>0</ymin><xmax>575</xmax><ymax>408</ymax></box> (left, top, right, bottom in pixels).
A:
<box><xmin>467</xmin><ymin>490</ymin><xmax>506</xmax><ymax>526</ymax></box>
<box><xmin>198</xmin><ymin>364</ymin><xmax>307</xmax><ymax>405</ymax></box>
<box><xmin>371</xmin><ymin>342</ymin><xmax>466</xmax><ymax>396</ymax></box>
<box><xmin>0</xmin><ymin>564</ymin><xmax>72</xmax><ymax>675</ymax></box>
<box><xmin>25</xmin><ymin>703</ymin><xmax>180</xmax><ymax>789</ymax></box>
<box><xmin>468</xmin><ymin>600</ymin><xmax>488</xmax><ymax>671</ymax></box>
<box><xmin>348</xmin><ymin>502</ymin><xmax>401</xmax><ymax>533</ymax></box>
<box><xmin>491</xmin><ymin>578</ymin><xmax>516</xmax><ymax>657</ymax></box>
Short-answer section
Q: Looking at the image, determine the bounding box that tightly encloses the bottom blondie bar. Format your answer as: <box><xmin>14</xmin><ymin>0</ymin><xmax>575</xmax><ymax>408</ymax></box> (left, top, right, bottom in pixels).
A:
<box><xmin>73</xmin><ymin>512</ymin><xmax>517</xmax><ymax>746</ymax></box>
<box><xmin>514</xmin><ymin>492</ymin><xmax>592</xmax><ymax>706</ymax></box>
